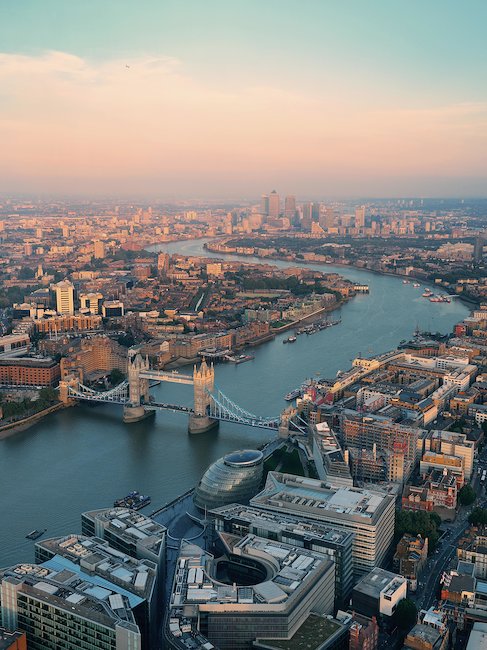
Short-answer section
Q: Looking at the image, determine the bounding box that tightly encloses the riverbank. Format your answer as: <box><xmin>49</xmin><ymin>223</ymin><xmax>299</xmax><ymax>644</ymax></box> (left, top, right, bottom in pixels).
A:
<box><xmin>0</xmin><ymin>402</ymin><xmax>67</xmax><ymax>439</ymax></box>
<box><xmin>270</xmin><ymin>299</ymin><xmax>345</xmax><ymax>333</ymax></box>
<box><xmin>204</xmin><ymin>240</ymin><xmax>479</xmax><ymax>309</ymax></box>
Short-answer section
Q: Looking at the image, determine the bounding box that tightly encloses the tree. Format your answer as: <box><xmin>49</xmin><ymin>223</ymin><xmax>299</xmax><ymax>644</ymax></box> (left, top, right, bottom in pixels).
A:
<box><xmin>469</xmin><ymin>507</ymin><xmax>487</xmax><ymax>526</ymax></box>
<box><xmin>394</xmin><ymin>598</ymin><xmax>418</xmax><ymax>631</ymax></box>
<box><xmin>395</xmin><ymin>510</ymin><xmax>440</xmax><ymax>552</ymax></box>
<box><xmin>459</xmin><ymin>484</ymin><xmax>476</xmax><ymax>506</ymax></box>
<box><xmin>110</xmin><ymin>368</ymin><xmax>125</xmax><ymax>386</ymax></box>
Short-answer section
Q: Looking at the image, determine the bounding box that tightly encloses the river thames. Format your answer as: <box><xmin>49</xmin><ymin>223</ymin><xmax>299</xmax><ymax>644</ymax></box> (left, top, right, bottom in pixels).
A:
<box><xmin>0</xmin><ymin>239</ymin><xmax>469</xmax><ymax>566</ymax></box>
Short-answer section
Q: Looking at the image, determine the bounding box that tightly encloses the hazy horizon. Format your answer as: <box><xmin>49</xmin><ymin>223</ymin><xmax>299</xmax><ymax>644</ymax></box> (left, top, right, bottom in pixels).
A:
<box><xmin>2</xmin><ymin>1</ymin><xmax>487</xmax><ymax>198</ymax></box>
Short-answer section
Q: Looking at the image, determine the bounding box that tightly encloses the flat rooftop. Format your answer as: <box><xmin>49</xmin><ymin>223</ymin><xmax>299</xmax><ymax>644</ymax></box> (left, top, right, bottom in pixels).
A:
<box><xmin>255</xmin><ymin>614</ymin><xmax>342</xmax><ymax>650</ymax></box>
<box><xmin>210</xmin><ymin>503</ymin><xmax>353</xmax><ymax>546</ymax></box>
<box><xmin>83</xmin><ymin>508</ymin><xmax>166</xmax><ymax>555</ymax></box>
<box><xmin>37</xmin><ymin>534</ymin><xmax>156</xmax><ymax>600</ymax></box>
<box><xmin>353</xmin><ymin>567</ymin><xmax>406</xmax><ymax>599</ymax></box>
<box><xmin>0</xmin><ymin>562</ymin><xmax>139</xmax><ymax>632</ymax></box>
<box><xmin>251</xmin><ymin>472</ymin><xmax>393</xmax><ymax>524</ymax></box>
<box><xmin>170</xmin><ymin>534</ymin><xmax>333</xmax><ymax>610</ymax></box>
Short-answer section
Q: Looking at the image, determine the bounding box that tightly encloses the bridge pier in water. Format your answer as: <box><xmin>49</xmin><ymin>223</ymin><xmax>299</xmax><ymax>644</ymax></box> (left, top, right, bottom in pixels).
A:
<box><xmin>188</xmin><ymin>359</ymin><xmax>218</xmax><ymax>434</ymax></box>
<box><xmin>123</xmin><ymin>352</ymin><xmax>154</xmax><ymax>423</ymax></box>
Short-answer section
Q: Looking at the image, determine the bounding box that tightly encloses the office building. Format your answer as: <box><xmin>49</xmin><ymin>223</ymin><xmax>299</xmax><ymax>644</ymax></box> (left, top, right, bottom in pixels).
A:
<box><xmin>261</xmin><ymin>194</ymin><xmax>269</xmax><ymax>216</ymax></box>
<box><xmin>79</xmin><ymin>292</ymin><xmax>103</xmax><ymax>315</ymax></box>
<box><xmin>0</xmin><ymin>562</ymin><xmax>141</xmax><ymax>650</ymax></box>
<box><xmin>102</xmin><ymin>300</ymin><xmax>125</xmax><ymax>318</ymax></box>
<box><xmin>284</xmin><ymin>195</ymin><xmax>296</xmax><ymax>220</ymax></box>
<box><xmin>81</xmin><ymin>508</ymin><xmax>166</xmax><ymax>575</ymax></box>
<box><xmin>427</xmin><ymin>430</ymin><xmax>474</xmax><ymax>480</ymax></box>
<box><xmin>169</xmin><ymin>535</ymin><xmax>335</xmax><ymax>650</ymax></box>
<box><xmin>351</xmin><ymin>567</ymin><xmax>407</xmax><ymax>619</ymax></box>
<box><xmin>210</xmin><ymin>503</ymin><xmax>354</xmax><ymax>607</ymax></box>
<box><xmin>474</xmin><ymin>236</ymin><xmax>484</xmax><ymax>265</ymax></box>
<box><xmin>35</xmin><ymin>534</ymin><xmax>158</xmax><ymax>649</ymax></box>
<box><xmin>254</xmin><ymin>614</ymin><xmax>350</xmax><ymax>650</ymax></box>
<box><xmin>355</xmin><ymin>206</ymin><xmax>365</xmax><ymax>229</ymax></box>
<box><xmin>54</xmin><ymin>280</ymin><xmax>75</xmax><ymax>316</ymax></box>
<box><xmin>268</xmin><ymin>190</ymin><xmax>280</xmax><ymax>218</ymax></box>
<box><xmin>251</xmin><ymin>473</ymin><xmax>396</xmax><ymax>577</ymax></box>
<box><xmin>194</xmin><ymin>450</ymin><xmax>264</xmax><ymax>511</ymax></box>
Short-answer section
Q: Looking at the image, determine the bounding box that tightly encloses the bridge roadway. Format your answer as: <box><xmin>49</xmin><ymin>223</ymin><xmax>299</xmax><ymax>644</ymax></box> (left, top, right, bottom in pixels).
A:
<box><xmin>139</xmin><ymin>370</ymin><xmax>193</xmax><ymax>385</ymax></box>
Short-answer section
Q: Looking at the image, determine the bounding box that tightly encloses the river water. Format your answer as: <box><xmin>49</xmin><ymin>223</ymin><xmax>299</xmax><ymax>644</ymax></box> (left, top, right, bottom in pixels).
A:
<box><xmin>0</xmin><ymin>239</ymin><xmax>469</xmax><ymax>566</ymax></box>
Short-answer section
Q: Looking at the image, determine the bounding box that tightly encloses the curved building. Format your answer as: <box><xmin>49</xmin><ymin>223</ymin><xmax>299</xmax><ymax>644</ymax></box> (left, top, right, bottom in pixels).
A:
<box><xmin>194</xmin><ymin>449</ymin><xmax>264</xmax><ymax>510</ymax></box>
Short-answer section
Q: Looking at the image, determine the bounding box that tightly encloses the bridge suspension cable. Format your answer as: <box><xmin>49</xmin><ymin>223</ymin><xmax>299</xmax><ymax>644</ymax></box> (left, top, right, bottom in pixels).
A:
<box><xmin>208</xmin><ymin>388</ymin><xmax>279</xmax><ymax>430</ymax></box>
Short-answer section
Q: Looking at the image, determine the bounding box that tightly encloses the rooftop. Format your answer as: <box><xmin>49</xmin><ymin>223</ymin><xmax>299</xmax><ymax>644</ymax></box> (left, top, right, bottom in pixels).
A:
<box><xmin>254</xmin><ymin>614</ymin><xmax>342</xmax><ymax>650</ymax></box>
<box><xmin>251</xmin><ymin>472</ymin><xmax>393</xmax><ymax>524</ymax></box>
<box><xmin>170</xmin><ymin>534</ymin><xmax>333</xmax><ymax>611</ymax></box>
<box><xmin>353</xmin><ymin>567</ymin><xmax>406</xmax><ymax>599</ymax></box>
<box><xmin>83</xmin><ymin>508</ymin><xmax>166</xmax><ymax>556</ymax></box>
<box><xmin>210</xmin><ymin>503</ymin><xmax>353</xmax><ymax>546</ymax></box>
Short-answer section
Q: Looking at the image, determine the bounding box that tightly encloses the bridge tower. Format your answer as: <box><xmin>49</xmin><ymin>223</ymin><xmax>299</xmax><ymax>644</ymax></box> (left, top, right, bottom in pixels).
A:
<box><xmin>188</xmin><ymin>359</ymin><xmax>218</xmax><ymax>434</ymax></box>
<box><xmin>123</xmin><ymin>352</ymin><xmax>153</xmax><ymax>423</ymax></box>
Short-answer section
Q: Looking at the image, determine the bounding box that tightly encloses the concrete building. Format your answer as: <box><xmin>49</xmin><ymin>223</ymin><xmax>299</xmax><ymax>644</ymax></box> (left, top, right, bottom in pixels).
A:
<box><xmin>79</xmin><ymin>291</ymin><xmax>103</xmax><ymax>315</ymax></box>
<box><xmin>54</xmin><ymin>280</ymin><xmax>75</xmax><ymax>315</ymax></box>
<box><xmin>351</xmin><ymin>568</ymin><xmax>407</xmax><ymax>619</ymax></box>
<box><xmin>0</xmin><ymin>562</ymin><xmax>141</xmax><ymax>650</ymax></box>
<box><xmin>268</xmin><ymin>190</ymin><xmax>280</xmax><ymax>218</ymax></box>
<box><xmin>210</xmin><ymin>503</ymin><xmax>354</xmax><ymax>607</ymax></box>
<box><xmin>311</xmin><ymin>422</ymin><xmax>353</xmax><ymax>488</ymax></box>
<box><xmin>254</xmin><ymin>614</ymin><xmax>350</xmax><ymax>650</ymax></box>
<box><xmin>81</xmin><ymin>508</ymin><xmax>166</xmax><ymax>576</ymax></box>
<box><xmin>34</xmin><ymin>534</ymin><xmax>158</xmax><ymax>649</ymax></box>
<box><xmin>427</xmin><ymin>430</ymin><xmax>475</xmax><ymax>480</ymax></box>
<box><xmin>169</xmin><ymin>534</ymin><xmax>335</xmax><ymax>650</ymax></box>
<box><xmin>0</xmin><ymin>334</ymin><xmax>30</xmax><ymax>359</ymax></box>
<box><xmin>284</xmin><ymin>195</ymin><xmax>296</xmax><ymax>220</ymax></box>
<box><xmin>251</xmin><ymin>473</ymin><xmax>396</xmax><ymax>577</ymax></box>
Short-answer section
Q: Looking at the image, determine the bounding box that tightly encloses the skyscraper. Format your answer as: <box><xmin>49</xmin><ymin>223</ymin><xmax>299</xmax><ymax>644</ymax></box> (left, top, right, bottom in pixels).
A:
<box><xmin>474</xmin><ymin>235</ymin><xmax>484</xmax><ymax>264</ymax></box>
<box><xmin>260</xmin><ymin>194</ymin><xmax>269</xmax><ymax>216</ymax></box>
<box><xmin>355</xmin><ymin>205</ymin><xmax>366</xmax><ymax>229</ymax></box>
<box><xmin>284</xmin><ymin>195</ymin><xmax>296</xmax><ymax>220</ymax></box>
<box><xmin>268</xmin><ymin>190</ymin><xmax>280</xmax><ymax>218</ymax></box>
<box><xmin>54</xmin><ymin>280</ymin><xmax>75</xmax><ymax>315</ymax></box>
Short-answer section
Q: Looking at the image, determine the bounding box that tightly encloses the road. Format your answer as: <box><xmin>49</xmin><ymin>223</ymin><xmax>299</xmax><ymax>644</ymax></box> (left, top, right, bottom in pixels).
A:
<box><xmin>412</xmin><ymin>447</ymin><xmax>487</xmax><ymax>612</ymax></box>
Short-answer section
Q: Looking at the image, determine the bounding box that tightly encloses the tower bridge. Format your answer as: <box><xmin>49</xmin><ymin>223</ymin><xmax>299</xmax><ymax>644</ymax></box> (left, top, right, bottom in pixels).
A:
<box><xmin>60</xmin><ymin>352</ymin><xmax>290</xmax><ymax>434</ymax></box>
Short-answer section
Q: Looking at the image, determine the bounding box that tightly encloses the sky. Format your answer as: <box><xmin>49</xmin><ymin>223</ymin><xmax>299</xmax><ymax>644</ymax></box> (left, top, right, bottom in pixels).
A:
<box><xmin>1</xmin><ymin>0</ymin><xmax>487</xmax><ymax>199</ymax></box>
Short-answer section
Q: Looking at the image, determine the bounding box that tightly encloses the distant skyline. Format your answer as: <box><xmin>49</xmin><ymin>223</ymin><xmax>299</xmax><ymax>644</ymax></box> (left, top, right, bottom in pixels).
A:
<box><xmin>1</xmin><ymin>1</ymin><xmax>487</xmax><ymax>198</ymax></box>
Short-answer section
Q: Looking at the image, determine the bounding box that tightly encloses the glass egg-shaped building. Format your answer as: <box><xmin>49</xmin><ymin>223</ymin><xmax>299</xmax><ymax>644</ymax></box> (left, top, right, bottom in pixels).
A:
<box><xmin>194</xmin><ymin>449</ymin><xmax>264</xmax><ymax>511</ymax></box>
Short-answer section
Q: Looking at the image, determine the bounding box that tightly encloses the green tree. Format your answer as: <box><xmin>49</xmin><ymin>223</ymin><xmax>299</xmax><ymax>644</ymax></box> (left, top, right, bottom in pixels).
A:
<box><xmin>393</xmin><ymin>598</ymin><xmax>418</xmax><ymax>631</ymax></box>
<box><xmin>469</xmin><ymin>507</ymin><xmax>487</xmax><ymax>526</ymax></box>
<box><xmin>395</xmin><ymin>510</ymin><xmax>440</xmax><ymax>552</ymax></box>
<box><xmin>110</xmin><ymin>368</ymin><xmax>125</xmax><ymax>386</ymax></box>
<box><xmin>459</xmin><ymin>484</ymin><xmax>476</xmax><ymax>506</ymax></box>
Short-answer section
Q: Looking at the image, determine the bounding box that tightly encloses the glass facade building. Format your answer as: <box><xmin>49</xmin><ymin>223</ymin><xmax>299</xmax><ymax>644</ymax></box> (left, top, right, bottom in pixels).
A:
<box><xmin>194</xmin><ymin>450</ymin><xmax>264</xmax><ymax>511</ymax></box>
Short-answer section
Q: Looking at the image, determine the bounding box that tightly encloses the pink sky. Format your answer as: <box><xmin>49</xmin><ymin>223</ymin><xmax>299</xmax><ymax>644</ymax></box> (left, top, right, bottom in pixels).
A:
<box><xmin>2</xmin><ymin>51</ymin><xmax>487</xmax><ymax>197</ymax></box>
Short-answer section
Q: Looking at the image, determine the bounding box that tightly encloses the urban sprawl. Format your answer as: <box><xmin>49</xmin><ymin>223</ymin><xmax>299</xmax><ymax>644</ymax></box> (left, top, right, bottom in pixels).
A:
<box><xmin>2</xmin><ymin>194</ymin><xmax>487</xmax><ymax>650</ymax></box>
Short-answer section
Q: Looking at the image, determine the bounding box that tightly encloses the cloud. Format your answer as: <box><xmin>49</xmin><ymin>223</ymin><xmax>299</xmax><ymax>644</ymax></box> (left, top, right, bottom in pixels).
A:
<box><xmin>0</xmin><ymin>50</ymin><xmax>486</xmax><ymax>195</ymax></box>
